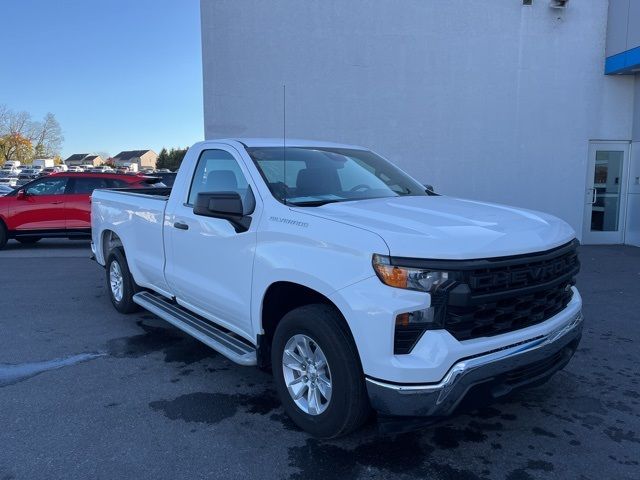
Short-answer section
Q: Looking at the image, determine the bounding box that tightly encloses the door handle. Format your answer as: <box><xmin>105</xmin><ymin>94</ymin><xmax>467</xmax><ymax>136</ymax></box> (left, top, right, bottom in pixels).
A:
<box><xmin>174</xmin><ymin>222</ymin><xmax>189</xmax><ymax>230</ymax></box>
<box><xmin>51</xmin><ymin>201</ymin><xmax>64</xmax><ymax>204</ymax></box>
<box><xmin>587</xmin><ymin>188</ymin><xmax>596</xmax><ymax>204</ymax></box>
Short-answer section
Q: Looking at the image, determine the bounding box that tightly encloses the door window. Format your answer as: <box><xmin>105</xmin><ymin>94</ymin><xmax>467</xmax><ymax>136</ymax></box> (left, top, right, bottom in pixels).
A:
<box><xmin>26</xmin><ymin>177</ymin><xmax>68</xmax><ymax>196</ymax></box>
<box><xmin>71</xmin><ymin>177</ymin><xmax>112</xmax><ymax>194</ymax></box>
<box><xmin>109</xmin><ymin>179</ymin><xmax>130</xmax><ymax>188</ymax></box>
<box><xmin>591</xmin><ymin>151</ymin><xmax>624</xmax><ymax>232</ymax></box>
<box><xmin>187</xmin><ymin>149</ymin><xmax>254</xmax><ymax>213</ymax></box>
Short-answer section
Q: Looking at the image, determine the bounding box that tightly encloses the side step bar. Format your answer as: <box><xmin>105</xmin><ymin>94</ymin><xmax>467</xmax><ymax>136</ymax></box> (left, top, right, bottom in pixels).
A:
<box><xmin>133</xmin><ymin>291</ymin><xmax>257</xmax><ymax>366</ymax></box>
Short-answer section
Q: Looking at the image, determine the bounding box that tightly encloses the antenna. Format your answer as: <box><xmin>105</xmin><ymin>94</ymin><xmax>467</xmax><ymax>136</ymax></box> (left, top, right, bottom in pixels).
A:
<box><xmin>283</xmin><ymin>84</ymin><xmax>287</xmax><ymax>205</ymax></box>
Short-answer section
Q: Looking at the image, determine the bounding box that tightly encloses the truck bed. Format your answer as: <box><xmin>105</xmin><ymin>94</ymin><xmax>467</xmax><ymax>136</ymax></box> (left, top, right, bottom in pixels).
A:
<box><xmin>92</xmin><ymin>187</ymin><xmax>171</xmax><ymax>292</ymax></box>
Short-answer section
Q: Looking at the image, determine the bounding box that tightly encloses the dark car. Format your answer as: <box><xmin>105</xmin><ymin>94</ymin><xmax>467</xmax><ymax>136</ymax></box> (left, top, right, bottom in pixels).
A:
<box><xmin>152</xmin><ymin>171</ymin><xmax>177</xmax><ymax>187</ymax></box>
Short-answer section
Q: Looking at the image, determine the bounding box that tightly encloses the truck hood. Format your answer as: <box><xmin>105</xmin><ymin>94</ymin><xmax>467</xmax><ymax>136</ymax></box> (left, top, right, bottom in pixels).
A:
<box><xmin>299</xmin><ymin>196</ymin><xmax>576</xmax><ymax>259</ymax></box>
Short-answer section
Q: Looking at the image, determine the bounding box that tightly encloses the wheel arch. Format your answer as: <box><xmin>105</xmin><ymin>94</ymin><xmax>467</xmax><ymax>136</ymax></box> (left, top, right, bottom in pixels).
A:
<box><xmin>101</xmin><ymin>229</ymin><xmax>124</xmax><ymax>263</ymax></box>
<box><xmin>258</xmin><ymin>281</ymin><xmax>360</xmax><ymax>370</ymax></box>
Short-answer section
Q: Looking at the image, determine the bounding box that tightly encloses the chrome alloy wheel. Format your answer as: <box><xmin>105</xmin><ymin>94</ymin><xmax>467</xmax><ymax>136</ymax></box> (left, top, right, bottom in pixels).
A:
<box><xmin>282</xmin><ymin>334</ymin><xmax>332</xmax><ymax>415</ymax></box>
<box><xmin>109</xmin><ymin>260</ymin><xmax>124</xmax><ymax>302</ymax></box>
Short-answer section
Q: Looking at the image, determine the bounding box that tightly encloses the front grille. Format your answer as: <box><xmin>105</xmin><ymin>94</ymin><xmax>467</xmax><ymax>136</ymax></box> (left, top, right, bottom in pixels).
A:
<box><xmin>445</xmin><ymin>281</ymin><xmax>574</xmax><ymax>340</ymax></box>
<box><xmin>390</xmin><ymin>240</ymin><xmax>580</xmax><ymax>353</ymax></box>
<box><xmin>443</xmin><ymin>241</ymin><xmax>580</xmax><ymax>341</ymax></box>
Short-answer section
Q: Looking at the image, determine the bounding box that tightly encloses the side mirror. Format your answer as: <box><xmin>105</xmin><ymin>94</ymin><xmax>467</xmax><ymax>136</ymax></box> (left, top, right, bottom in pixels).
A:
<box><xmin>16</xmin><ymin>189</ymin><xmax>27</xmax><ymax>200</ymax></box>
<box><xmin>424</xmin><ymin>184</ymin><xmax>439</xmax><ymax>196</ymax></box>
<box><xmin>193</xmin><ymin>191</ymin><xmax>251</xmax><ymax>232</ymax></box>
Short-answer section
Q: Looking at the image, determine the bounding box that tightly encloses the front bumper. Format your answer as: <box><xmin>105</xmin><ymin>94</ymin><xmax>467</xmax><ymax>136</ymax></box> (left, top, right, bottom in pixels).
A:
<box><xmin>366</xmin><ymin>310</ymin><xmax>583</xmax><ymax>417</ymax></box>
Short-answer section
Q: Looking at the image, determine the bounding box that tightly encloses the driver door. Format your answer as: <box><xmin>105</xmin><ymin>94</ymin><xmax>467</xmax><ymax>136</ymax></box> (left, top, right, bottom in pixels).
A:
<box><xmin>164</xmin><ymin>146</ymin><xmax>260</xmax><ymax>340</ymax></box>
<box><xmin>10</xmin><ymin>177</ymin><xmax>69</xmax><ymax>231</ymax></box>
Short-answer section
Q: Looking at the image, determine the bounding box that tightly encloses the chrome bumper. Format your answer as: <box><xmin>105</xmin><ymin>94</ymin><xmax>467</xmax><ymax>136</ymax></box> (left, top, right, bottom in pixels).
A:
<box><xmin>366</xmin><ymin>310</ymin><xmax>583</xmax><ymax>417</ymax></box>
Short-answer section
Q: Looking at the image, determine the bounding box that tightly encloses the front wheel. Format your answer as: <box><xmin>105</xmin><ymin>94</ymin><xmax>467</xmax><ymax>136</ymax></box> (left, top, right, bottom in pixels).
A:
<box><xmin>105</xmin><ymin>248</ymin><xmax>139</xmax><ymax>314</ymax></box>
<box><xmin>271</xmin><ymin>304</ymin><xmax>371</xmax><ymax>438</ymax></box>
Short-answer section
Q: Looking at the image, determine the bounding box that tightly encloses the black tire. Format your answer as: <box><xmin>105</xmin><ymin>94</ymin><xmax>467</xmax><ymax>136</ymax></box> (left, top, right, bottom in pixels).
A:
<box><xmin>17</xmin><ymin>237</ymin><xmax>41</xmax><ymax>244</ymax></box>
<box><xmin>271</xmin><ymin>304</ymin><xmax>371</xmax><ymax>438</ymax></box>
<box><xmin>0</xmin><ymin>223</ymin><xmax>7</xmax><ymax>250</ymax></box>
<box><xmin>105</xmin><ymin>248</ymin><xmax>140</xmax><ymax>314</ymax></box>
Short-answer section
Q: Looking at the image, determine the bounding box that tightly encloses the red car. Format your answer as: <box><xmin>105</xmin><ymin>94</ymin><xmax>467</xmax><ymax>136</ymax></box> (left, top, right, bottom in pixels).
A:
<box><xmin>0</xmin><ymin>172</ymin><xmax>162</xmax><ymax>249</ymax></box>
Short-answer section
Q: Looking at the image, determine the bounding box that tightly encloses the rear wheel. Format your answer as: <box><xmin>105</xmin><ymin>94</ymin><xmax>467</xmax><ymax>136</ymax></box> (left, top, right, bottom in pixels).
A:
<box><xmin>106</xmin><ymin>248</ymin><xmax>140</xmax><ymax>313</ymax></box>
<box><xmin>17</xmin><ymin>237</ymin><xmax>41</xmax><ymax>244</ymax></box>
<box><xmin>0</xmin><ymin>224</ymin><xmax>7</xmax><ymax>250</ymax></box>
<box><xmin>271</xmin><ymin>304</ymin><xmax>371</xmax><ymax>438</ymax></box>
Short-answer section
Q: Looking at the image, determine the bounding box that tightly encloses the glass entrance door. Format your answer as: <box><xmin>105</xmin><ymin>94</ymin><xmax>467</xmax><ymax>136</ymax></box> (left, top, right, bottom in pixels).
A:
<box><xmin>583</xmin><ymin>142</ymin><xmax>630</xmax><ymax>244</ymax></box>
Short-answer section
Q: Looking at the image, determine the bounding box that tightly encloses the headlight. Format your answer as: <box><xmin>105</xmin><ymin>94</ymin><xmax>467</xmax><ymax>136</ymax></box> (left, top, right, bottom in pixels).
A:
<box><xmin>372</xmin><ymin>254</ymin><xmax>450</xmax><ymax>292</ymax></box>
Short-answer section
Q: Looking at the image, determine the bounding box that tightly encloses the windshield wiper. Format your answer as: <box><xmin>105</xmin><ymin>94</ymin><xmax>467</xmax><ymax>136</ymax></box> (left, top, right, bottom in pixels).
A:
<box><xmin>288</xmin><ymin>199</ymin><xmax>344</xmax><ymax>207</ymax></box>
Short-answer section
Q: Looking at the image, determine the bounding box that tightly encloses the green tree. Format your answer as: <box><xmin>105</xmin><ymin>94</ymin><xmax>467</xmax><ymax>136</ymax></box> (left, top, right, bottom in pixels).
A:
<box><xmin>167</xmin><ymin>147</ymin><xmax>188</xmax><ymax>170</ymax></box>
<box><xmin>156</xmin><ymin>148</ymin><xmax>170</xmax><ymax>169</ymax></box>
<box><xmin>156</xmin><ymin>147</ymin><xmax>188</xmax><ymax>171</ymax></box>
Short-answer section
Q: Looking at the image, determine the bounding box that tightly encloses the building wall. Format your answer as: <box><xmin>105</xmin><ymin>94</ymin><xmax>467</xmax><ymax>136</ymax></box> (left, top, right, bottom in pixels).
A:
<box><xmin>607</xmin><ymin>0</ymin><xmax>640</xmax><ymax>246</ymax></box>
<box><xmin>626</xmin><ymin>75</ymin><xmax>640</xmax><ymax>246</ymax></box>
<box><xmin>86</xmin><ymin>156</ymin><xmax>104</xmax><ymax>167</ymax></box>
<box><xmin>606</xmin><ymin>0</ymin><xmax>630</xmax><ymax>57</ymax></box>
<box><xmin>114</xmin><ymin>153</ymin><xmax>157</xmax><ymax>168</ymax></box>
<box><xmin>140</xmin><ymin>151</ymin><xmax>158</xmax><ymax>168</ymax></box>
<box><xmin>606</xmin><ymin>0</ymin><xmax>640</xmax><ymax>56</ymax></box>
<box><xmin>605</xmin><ymin>0</ymin><xmax>640</xmax><ymax>73</ymax></box>
<box><xmin>201</xmin><ymin>0</ymin><xmax>636</xmax><ymax>239</ymax></box>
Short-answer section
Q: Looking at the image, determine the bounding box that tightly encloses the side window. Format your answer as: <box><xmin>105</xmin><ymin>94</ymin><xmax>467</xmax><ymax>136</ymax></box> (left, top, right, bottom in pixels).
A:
<box><xmin>72</xmin><ymin>178</ymin><xmax>111</xmax><ymax>194</ymax></box>
<box><xmin>26</xmin><ymin>177</ymin><xmax>68</xmax><ymax>196</ymax></box>
<box><xmin>108</xmin><ymin>179</ymin><xmax>129</xmax><ymax>188</ymax></box>
<box><xmin>187</xmin><ymin>149</ymin><xmax>250</xmax><ymax>206</ymax></box>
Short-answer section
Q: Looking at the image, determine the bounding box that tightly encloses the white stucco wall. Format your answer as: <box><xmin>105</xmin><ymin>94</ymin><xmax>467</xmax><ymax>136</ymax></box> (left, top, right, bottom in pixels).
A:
<box><xmin>201</xmin><ymin>0</ymin><xmax>635</xmax><ymax>238</ymax></box>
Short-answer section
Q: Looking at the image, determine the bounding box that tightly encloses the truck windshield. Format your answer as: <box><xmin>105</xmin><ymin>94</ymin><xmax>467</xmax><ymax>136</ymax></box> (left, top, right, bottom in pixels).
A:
<box><xmin>247</xmin><ymin>147</ymin><xmax>428</xmax><ymax>206</ymax></box>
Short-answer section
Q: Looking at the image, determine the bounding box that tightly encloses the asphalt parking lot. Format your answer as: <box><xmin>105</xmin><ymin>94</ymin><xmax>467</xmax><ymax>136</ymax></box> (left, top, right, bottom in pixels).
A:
<box><xmin>0</xmin><ymin>239</ymin><xmax>639</xmax><ymax>480</ymax></box>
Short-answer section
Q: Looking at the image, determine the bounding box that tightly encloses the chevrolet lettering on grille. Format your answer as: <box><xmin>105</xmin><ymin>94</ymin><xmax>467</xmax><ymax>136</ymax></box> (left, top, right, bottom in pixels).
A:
<box><xmin>470</xmin><ymin>257</ymin><xmax>575</xmax><ymax>290</ymax></box>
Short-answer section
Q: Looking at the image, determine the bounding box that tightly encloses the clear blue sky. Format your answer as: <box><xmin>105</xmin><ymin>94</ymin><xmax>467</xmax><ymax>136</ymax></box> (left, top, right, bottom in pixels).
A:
<box><xmin>1</xmin><ymin>0</ymin><xmax>203</xmax><ymax>159</ymax></box>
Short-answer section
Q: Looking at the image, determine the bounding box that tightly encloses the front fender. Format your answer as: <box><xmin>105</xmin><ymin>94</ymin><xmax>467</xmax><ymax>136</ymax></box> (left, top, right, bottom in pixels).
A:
<box><xmin>251</xmin><ymin>209</ymin><xmax>389</xmax><ymax>336</ymax></box>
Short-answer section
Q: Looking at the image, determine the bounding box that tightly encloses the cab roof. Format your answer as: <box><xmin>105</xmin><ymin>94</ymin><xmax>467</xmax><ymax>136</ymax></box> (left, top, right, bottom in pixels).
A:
<box><xmin>198</xmin><ymin>138</ymin><xmax>368</xmax><ymax>151</ymax></box>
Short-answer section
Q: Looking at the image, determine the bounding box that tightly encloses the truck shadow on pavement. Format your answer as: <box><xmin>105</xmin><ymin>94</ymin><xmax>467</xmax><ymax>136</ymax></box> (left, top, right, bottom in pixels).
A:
<box><xmin>106</xmin><ymin>319</ymin><xmax>217</xmax><ymax>365</ymax></box>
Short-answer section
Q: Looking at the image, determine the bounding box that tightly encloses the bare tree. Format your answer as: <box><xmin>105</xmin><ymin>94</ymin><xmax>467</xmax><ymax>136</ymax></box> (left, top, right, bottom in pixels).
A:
<box><xmin>0</xmin><ymin>105</ymin><xmax>9</xmax><ymax>133</ymax></box>
<box><xmin>32</xmin><ymin>113</ymin><xmax>63</xmax><ymax>158</ymax></box>
<box><xmin>0</xmin><ymin>105</ymin><xmax>64</xmax><ymax>163</ymax></box>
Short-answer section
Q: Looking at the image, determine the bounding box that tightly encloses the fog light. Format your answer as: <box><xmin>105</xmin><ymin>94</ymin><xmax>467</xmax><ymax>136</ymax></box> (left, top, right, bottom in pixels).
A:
<box><xmin>396</xmin><ymin>307</ymin><xmax>435</xmax><ymax>327</ymax></box>
<box><xmin>394</xmin><ymin>307</ymin><xmax>437</xmax><ymax>355</ymax></box>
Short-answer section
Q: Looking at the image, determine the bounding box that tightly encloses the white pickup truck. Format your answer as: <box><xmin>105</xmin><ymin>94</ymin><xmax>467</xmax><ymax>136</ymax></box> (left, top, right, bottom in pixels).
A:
<box><xmin>91</xmin><ymin>139</ymin><xmax>583</xmax><ymax>437</ymax></box>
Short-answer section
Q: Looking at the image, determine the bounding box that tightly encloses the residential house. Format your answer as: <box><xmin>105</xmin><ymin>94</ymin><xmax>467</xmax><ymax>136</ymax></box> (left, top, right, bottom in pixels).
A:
<box><xmin>112</xmin><ymin>150</ymin><xmax>157</xmax><ymax>170</ymax></box>
<box><xmin>64</xmin><ymin>153</ymin><xmax>104</xmax><ymax>167</ymax></box>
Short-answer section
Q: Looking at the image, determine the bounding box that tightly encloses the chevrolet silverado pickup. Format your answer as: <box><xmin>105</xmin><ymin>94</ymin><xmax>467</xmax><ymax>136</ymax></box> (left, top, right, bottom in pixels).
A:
<box><xmin>91</xmin><ymin>139</ymin><xmax>583</xmax><ymax>437</ymax></box>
